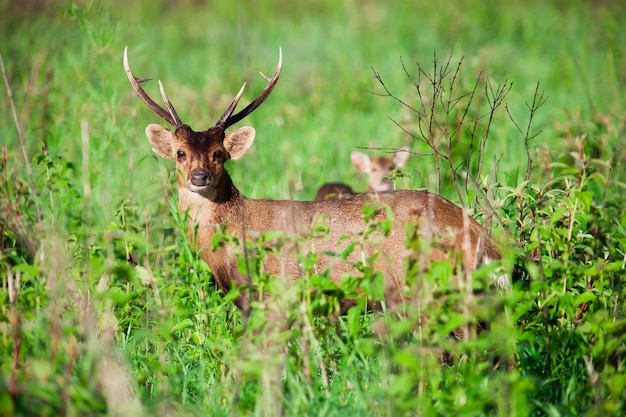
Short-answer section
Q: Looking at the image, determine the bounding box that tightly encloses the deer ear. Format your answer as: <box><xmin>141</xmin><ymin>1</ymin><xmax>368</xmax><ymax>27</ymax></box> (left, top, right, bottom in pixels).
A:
<box><xmin>351</xmin><ymin>150</ymin><xmax>371</xmax><ymax>173</ymax></box>
<box><xmin>224</xmin><ymin>126</ymin><xmax>255</xmax><ymax>160</ymax></box>
<box><xmin>394</xmin><ymin>146</ymin><xmax>410</xmax><ymax>168</ymax></box>
<box><xmin>145</xmin><ymin>124</ymin><xmax>174</xmax><ymax>159</ymax></box>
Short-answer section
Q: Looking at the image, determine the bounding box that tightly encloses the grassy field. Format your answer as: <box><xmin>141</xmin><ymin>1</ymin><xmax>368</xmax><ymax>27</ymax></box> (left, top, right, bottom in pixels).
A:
<box><xmin>1</xmin><ymin>0</ymin><xmax>625</xmax><ymax>416</ymax></box>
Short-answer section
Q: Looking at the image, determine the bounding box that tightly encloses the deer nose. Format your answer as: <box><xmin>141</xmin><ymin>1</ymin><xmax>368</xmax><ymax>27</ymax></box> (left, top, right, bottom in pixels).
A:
<box><xmin>376</xmin><ymin>180</ymin><xmax>394</xmax><ymax>192</ymax></box>
<box><xmin>190</xmin><ymin>170</ymin><xmax>209</xmax><ymax>187</ymax></box>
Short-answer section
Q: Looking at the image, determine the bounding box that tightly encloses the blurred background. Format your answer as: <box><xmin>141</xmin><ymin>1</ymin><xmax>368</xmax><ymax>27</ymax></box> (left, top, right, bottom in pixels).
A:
<box><xmin>3</xmin><ymin>0</ymin><xmax>624</xmax><ymax>212</ymax></box>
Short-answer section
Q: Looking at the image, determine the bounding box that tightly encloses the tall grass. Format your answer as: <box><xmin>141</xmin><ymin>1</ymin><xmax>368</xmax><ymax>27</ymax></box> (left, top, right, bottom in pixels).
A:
<box><xmin>1</xmin><ymin>0</ymin><xmax>625</xmax><ymax>416</ymax></box>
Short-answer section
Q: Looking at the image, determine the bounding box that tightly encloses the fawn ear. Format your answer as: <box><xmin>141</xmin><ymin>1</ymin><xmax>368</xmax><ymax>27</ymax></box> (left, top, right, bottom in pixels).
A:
<box><xmin>145</xmin><ymin>124</ymin><xmax>174</xmax><ymax>159</ymax></box>
<box><xmin>224</xmin><ymin>126</ymin><xmax>256</xmax><ymax>160</ymax></box>
<box><xmin>394</xmin><ymin>146</ymin><xmax>410</xmax><ymax>168</ymax></box>
<box><xmin>351</xmin><ymin>150</ymin><xmax>371</xmax><ymax>173</ymax></box>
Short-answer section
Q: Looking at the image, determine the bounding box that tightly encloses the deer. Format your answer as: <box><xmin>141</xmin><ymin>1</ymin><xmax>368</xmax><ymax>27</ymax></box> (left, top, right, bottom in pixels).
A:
<box><xmin>314</xmin><ymin>146</ymin><xmax>410</xmax><ymax>201</ymax></box>
<box><xmin>123</xmin><ymin>47</ymin><xmax>504</xmax><ymax>319</ymax></box>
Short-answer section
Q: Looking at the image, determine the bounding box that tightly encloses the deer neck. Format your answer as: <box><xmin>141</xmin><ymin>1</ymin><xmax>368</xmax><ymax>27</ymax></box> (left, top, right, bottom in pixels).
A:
<box><xmin>177</xmin><ymin>172</ymin><xmax>244</xmax><ymax>226</ymax></box>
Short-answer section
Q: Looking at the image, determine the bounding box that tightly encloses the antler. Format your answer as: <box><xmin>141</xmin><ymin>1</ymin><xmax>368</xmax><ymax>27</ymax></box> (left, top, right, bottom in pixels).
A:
<box><xmin>217</xmin><ymin>47</ymin><xmax>283</xmax><ymax>129</ymax></box>
<box><xmin>123</xmin><ymin>46</ymin><xmax>182</xmax><ymax>127</ymax></box>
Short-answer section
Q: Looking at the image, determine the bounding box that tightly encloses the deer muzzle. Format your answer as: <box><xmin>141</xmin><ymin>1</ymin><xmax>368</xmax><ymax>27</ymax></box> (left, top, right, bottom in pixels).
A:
<box><xmin>375</xmin><ymin>180</ymin><xmax>394</xmax><ymax>192</ymax></box>
<box><xmin>189</xmin><ymin>170</ymin><xmax>209</xmax><ymax>187</ymax></box>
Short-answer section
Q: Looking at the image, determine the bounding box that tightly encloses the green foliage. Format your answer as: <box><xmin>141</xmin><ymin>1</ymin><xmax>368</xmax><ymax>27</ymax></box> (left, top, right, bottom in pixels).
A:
<box><xmin>498</xmin><ymin>136</ymin><xmax>626</xmax><ymax>416</ymax></box>
<box><xmin>1</xmin><ymin>0</ymin><xmax>625</xmax><ymax>416</ymax></box>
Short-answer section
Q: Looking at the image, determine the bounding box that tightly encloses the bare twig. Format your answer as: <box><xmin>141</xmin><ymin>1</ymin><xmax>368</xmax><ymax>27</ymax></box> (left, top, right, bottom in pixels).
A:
<box><xmin>370</xmin><ymin>67</ymin><xmax>420</xmax><ymax>116</ymax></box>
<box><xmin>448</xmin><ymin>70</ymin><xmax>482</xmax><ymax>198</ymax></box>
<box><xmin>1</xmin><ymin>53</ymin><xmax>42</xmax><ymax>226</ymax></box>
<box><xmin>506</xmin><ymin>82</ymin><xmax>548</xmax><ymax>182</ymax></box>
<box><xmin>478</xmin><ymin>78</ymin><xmax>512</xmax><ymax>190</ymax></box>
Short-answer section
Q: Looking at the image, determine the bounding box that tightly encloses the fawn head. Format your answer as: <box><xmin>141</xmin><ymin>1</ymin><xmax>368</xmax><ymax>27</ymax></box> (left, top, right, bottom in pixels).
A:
<box><xmin>351</xmin><ymin>146</ymin><xmax>410</xmax><ymax>192</ymax></box>
<box><xmin>124</xmin><ymin>47</ymin><xmax>282</xmax><ymax>198</ymax></box>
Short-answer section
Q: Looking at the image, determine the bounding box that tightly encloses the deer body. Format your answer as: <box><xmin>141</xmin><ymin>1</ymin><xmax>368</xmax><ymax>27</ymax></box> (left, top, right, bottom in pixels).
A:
<box><xmin>125</xmin><ymin>47</ymin><xmax>502</xmax><ymax>314</ymax></box>
<box><xmin>178</xmin><ymin>177</ymin><xmax>498</xmax><ymax>312</ymax></box>
<box><xmin>148</xmin><ymin>123</ymin><xmax>498</xmax><ymax>313</ymax></box>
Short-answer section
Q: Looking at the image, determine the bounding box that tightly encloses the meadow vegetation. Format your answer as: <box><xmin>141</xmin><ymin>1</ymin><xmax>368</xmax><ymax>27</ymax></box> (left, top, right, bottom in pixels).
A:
<box><xmin>1</xmin><ymin>0</ymin><xmax>625</xmax><ymax>415</ymax></box>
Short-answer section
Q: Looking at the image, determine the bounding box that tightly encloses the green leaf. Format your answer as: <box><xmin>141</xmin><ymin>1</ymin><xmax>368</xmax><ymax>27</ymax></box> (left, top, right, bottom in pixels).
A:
<box><xmin>0</xmin><ymin>389</ymin><xmax>14</xmax><ymax>414</ymax></box>
<box><xmin>574</xmin><ymin>291</ymin><xmax>596</xmax><ymax>306</ymax></box>
<box><xmin>394</xmin><ymin>349</ymin><xmax>420</xmax><ymax>370</ymax></box>
<box><xmin>347</xmin><ymin>306</ymin><xmax>361</xmax><ymax>339</ymax></box>
<box><xmin>360</xmin><ymin>271</ymin><xmax>385</xmax><ymax>300</ymax></box>
<box><xmin>339</xmin><ymin>241</ymin><xmax>358</xmax><ymax>260</ymax></box>
<box><xmin>171</xmin><ymin>318</ymin><xmax>194</xmax><ymax>334</ymax></box>
<box><xmin>223</xmin><ymin>286</ymin><xmax>241</xmax><ymax>303</ymax></box>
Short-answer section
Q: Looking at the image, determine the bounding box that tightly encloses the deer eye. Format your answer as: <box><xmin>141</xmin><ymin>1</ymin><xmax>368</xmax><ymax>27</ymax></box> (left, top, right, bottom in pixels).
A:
<box><xmin>213</xmin><ymin>150</ymin><xmax>223</xmax><ymax>161</ymax></box>
<box><xmin>176</xmin><ymin>150</ymin><xmax>186</xmax><ymax>161</ymax></box>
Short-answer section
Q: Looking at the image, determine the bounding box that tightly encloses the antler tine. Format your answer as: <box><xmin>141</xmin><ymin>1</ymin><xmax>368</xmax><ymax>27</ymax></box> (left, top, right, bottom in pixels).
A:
<box><xmin>158</xmin><ymin>80</ymin><xmax>183</xmax><ymax>127</ymax></box>
<box><xmin>123</xmin><ymin>46</ymin><xmax>181</xmax><ymax>127</ymax></box>
<box><xmin>216</xmin><ymin>83</ymin><xmax>247</xmax><ymax>128</ymax></box>
<box><xmin>223</xmin><ymin>47</ymin><xmax>283</xmax><ymax>129</ymax></box>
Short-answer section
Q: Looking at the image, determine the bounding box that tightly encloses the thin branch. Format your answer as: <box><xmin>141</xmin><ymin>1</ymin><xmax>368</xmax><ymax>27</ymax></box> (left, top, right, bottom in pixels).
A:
<box><xmin>477</xmin><ymin>78</ymin><xmax>512</xmax><ymax>192</ymax></box>
<box><xmin>402</xmin><ymin>56</ymin><xmax>430</xmax><ymax>127</ymax></box>
<box><xmin>1</xmin><ymin>53</ymin><xmax>42</xmax><ymax>226</ymax></box>
<box><xmin>449</xmin><ymin>71</ymin><xmax>483</xmax><ymax>203</ymax></box>
<box><xmin>370</xmin><ymin>67</ymin><xmax>421</xmax><ymax>116</ymax></box>
<box><xmin>506</xmin><ymin>82</ymin><xmax>548</xmax><ymax>182</ymax></box>
<box><xmin>524</xmin><ymin>83</ymin><xmax>548</xmax><ymax>181</ymax></box>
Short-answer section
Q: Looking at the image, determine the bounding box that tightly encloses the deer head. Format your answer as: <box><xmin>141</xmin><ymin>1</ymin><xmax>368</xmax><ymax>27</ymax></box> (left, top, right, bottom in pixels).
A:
<box><xmin>124</xmin><ymin>46</ymin><xmax>281</xmax><ymax>201</ymax></box>
<box><xmin>315</xmin><ymin>147</ymin><xmax>410</xmax><ymax>200</ymax></box>
<box><xmin>351</xmin><ymin>146</ymin><xmax>410</xmax><ymax>192</ymax></box>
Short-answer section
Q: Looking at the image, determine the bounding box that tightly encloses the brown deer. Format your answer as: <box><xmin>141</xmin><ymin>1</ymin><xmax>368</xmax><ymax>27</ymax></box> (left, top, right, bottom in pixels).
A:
<box><xmin>314</xmin><ymin>147</ymin><xmax>410</xmax><ymax>201</ymax></box>
<box><xmin>124</xmin><ymin>47</ymin><xmax>503</xmax><ymax>316</ymax></box>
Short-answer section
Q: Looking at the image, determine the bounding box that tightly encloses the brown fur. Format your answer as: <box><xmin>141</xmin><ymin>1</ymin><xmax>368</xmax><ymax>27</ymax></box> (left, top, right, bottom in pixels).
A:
<box><xmin>314</xmin><ymin>182</ymin><xmax>354</xmax><ymax>201</ymax></box>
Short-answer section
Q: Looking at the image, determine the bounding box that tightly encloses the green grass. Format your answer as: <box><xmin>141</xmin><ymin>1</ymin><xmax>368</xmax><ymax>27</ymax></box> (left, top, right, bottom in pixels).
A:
<box><xmin>1</xmin><ymin>0</ymin><xmax>626</xmax><ymax>416</ymax></box>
